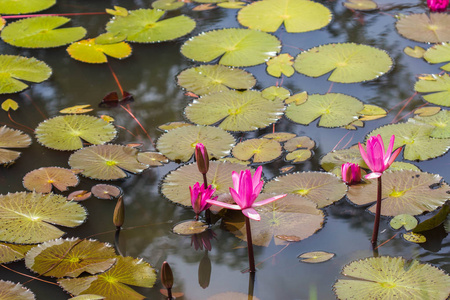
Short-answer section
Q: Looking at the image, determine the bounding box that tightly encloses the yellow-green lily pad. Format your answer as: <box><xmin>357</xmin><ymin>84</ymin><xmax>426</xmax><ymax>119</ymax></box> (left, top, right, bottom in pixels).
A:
<box><xmin>232</xmin><ymin>138</ymin><xmax>282</xmax><ymax>163</ymax></box>
<box><xmin>343</xmin><ymin>0</ymin><xmax>377</xmax><ymax>11</ymax></box>
<box><xmin>0</xmin><ymin>281</ymin><xmax>35</xmax><ymax>300</ymax></box>
<box><xmin>390</xmin><ymin>214</ymin><xmax>418</xmax><ymax>230</ymax></box>
<box><xmin>410</xmin><ymin>110</ymin><xmax>449</xmax><ymax>138</ymax></box>
<box><xmin>266</xmin><ymin>53</ymin><xmax>295</xmax><ymax>77</ymax></box>
<box><xmin>67</xmin><ymin>39</ymin><xmax>132</xmax><ymax>64</ymax></box>
<box><xmin>0</xmin><ymin>126</ymin><xmax>31</xmax><ymax>166</ymax></box>
<box><xmin>0</xmin><ymin>0</ymin><xmax>55</xmax><ymax>14</ymax></box>
<box><xmin>414</xmin><ymin>73</ymin><xmax>450</xmax><ymax>107</ymax></box>
<box><xmin>0</xmin><ymin>243</ymin><xmax>34</xmax><ymax>264</ymax></box>
<box><xmin>424</xmin><ymin>43</ymin><xmax>450</xmax><ymax>71</ymax></box>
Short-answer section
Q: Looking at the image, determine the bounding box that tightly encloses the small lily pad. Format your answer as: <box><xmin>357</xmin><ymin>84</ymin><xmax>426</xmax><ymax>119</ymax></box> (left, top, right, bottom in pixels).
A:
<box><xmin>35</xmin><ymin>115</ymin><xmax>117</xmax><ymax>151</ymax></box>
<box><xmin>177</xmin><ymin>64</ymin><xmax>256</xmax><ymax>95</ymax></box>
<box><xmin>320</xmin><ymin>147</ymin><xmax>367</xmax><ymax>172</ymax></box>
<box><xmin>232</xmin><ymin>138</ymin><xmax>282</xmax><ymax>163</ymax></box>
<box><xmin>0</xmin><ymin>0</ymin><xmax>55</xmax><ymax>14</ymax></box>
<box><xmin>1</xmin><ymin>16</ymin><xmax>86</xmax><ymax>48</ymax></box>
<box><xmin>414</xmin><ymin>73</ymin><xmax>450</xmax><ymax>107</ymax></box>
<box><xmin>261</xmin><ymin>86</ymin><xmax>290</xmax><ymax>101</ymax></box>
<box><xmin>424</xmin><ymin>43</ymin><xmax>450</xmax><ymax>71</ymax></box>
<box><xmin>285</xmin><ymin>91</ymin><xmax>308</xmax><ymax>105</ymax></box>
<box><xmin>67</xmin><ymin>39</ymin><xmax>132</xmax><ymax>64</ymax></box>
<box><xmin>262</xmin><ymin>132</ymin><xmax>296</xmax><ymax>142</ymax></box>
<box><xmin>358</xmin><ymin>104</ymin><xmax>387</xmax><ymax>121</ymax></box>
<box><xmin>343</xmin><ymin>0</ymin><xmax>377</xmax><ymax>10</ymax></box>
<box><xmin>298</xmin><ymin>251</ymin><xmax>335</xmax><ymax>263</ymax></box>
<box><xmin>68</xmin><ymin>190</ymin><xmax>92</xmax><ymax>201</ymax></box>
<box><xmin>237</xmin><ymin>0</ymin><xmax>332</xmax><ymax>33</ymax></box>
<box><xmin>0</xmin><ymin>243</ymin><xmax>34</xmax><ymax>264</ymax></box>
<box><xmin>410</xmin><ymin>109</ymin><xmax>449</xmax><ymax>139</ymax></box>
<box><xmin>185</xmin><ymin>90</ymin><xmax>285</xmax><ymax>132</ymax></box>
<box><xmin>0</xmin><ymin>281</ymin><xmax>35</xmax><ymax>300</ymax></box>
<box><xmin>0</xmin><ymin>126</ymin><xmax>31</xmax><ymax>166</ymax></box>
<box><xmin>91</xmin><ymin>184</ymin><xmax>121</xmax><ymax>200</ymax></box>
<box><xmin>403</xmin><ymin>232</ymin><xmax>426</xmax><ymax>243</ymax></box>
<box><xmin>284</xmin><ymin>136</ymin><xmax>315</xmax><ymax>151</ymax></box>
<box><xmin>152</xmin><ymin>0</ymin><xmax>185</xmax><ymax>10</ymax></box>
<box><xmin>390</xmin><ymin>214</ymin><xmax>418</xmax><ymax>230</ymax></box>
<box><xmin>334</xmin><ymin>256</ymin><xmax>450</xmax><ymax>300</ymax></box>
<box><xmin>414</xmin><ymin>106</ymin><xmax>441</xmax><ymax>117</ymax></box>
<box><xmin>396</xmin><ymin>13</ymin><xmax>450</xmax><ymax>44</ymax></box>
<box><xmin>266</xmin><ymin>53</ymin><xmax>295</xmax><ymax>77</ymax></box>
<box><xmin>60</xmin><ymin>105</ymin><xmax>93</xmax><ymax>114</ymax></box>
<box><xmin>294</xmin><ymin>43</ymin><xmax>393</xmax><ymax>83</ymax></box>
<box><xmin>181</xmin><ymin>28</ymin><xmax>281</xmax><ymax>67</ymax></box>
<box><xmin>285</xmin><ymin>93</ymin><xmax>364</xmax><ymax>127</ymax></box>
<box><xmin>264</xmin><ymin>172</ymin><xmax>347</xmax><ymax>208</ymax></box>
<box><xmin>23</xmin><ymin>167</ymin><xmax>79</xmax><ymax>193</ymax></box>
<box><xmin>156</xmin><ymin>125</ymin><xmax>235</xmax><ymax>162</ymax></box>
<box><xmin>137</xmin><ymin>152</ymin><xmax>169</xmax><ymax>166</ymax></box>
<box><xmin>404</xmin><ymin>46</ymin><xmax>426</xmax><ymax>58</ymax></box>
<box><xmin>172</xmin><ymin>220</ymin><xmax>208</xmax><ymax>235</ymax></box>
<box><xmin>285</xmin><ymin>149</ymin><xmax>312</xmax><ymax>163</ymax></box>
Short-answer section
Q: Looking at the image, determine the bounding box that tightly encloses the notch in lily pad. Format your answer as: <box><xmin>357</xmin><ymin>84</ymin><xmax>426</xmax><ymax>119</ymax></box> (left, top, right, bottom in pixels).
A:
<box><xmin>0</xmin><ymin>126</ymin><xmax>31</xmax><ymax>166</ymax></box>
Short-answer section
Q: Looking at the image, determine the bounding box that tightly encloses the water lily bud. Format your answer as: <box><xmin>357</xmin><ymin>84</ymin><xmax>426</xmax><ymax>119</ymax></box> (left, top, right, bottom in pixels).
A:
<box><xmin>161</xmin><ymin>261</ymin><xmax>174</xmax><ymax>289</ymax></box>
<box><xmin>341</xmin><ymin>163</ymin><xmax>361</xmax><ymax>185</ymax></box>
<box><xmin>113</xmin><ymin>195</ymin><xmax>124</xmax><ymax>228</ymax></box>
<box><xmin>427</xmin><ymin>0</ymin><xmax>448</xmax><ymax>12</ymax></box>
<box><xmin>195</xmin><ymin>143</ymin><xmax>209</xmax><ymax>175</ymax></box>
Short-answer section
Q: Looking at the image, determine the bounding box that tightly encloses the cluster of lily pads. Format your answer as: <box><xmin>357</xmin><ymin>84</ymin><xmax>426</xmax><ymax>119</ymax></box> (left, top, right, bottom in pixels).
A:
<box><xmin>0</xmin><ymin>0</ymin><xmax>450</xmax><ymax>299</ymax></box>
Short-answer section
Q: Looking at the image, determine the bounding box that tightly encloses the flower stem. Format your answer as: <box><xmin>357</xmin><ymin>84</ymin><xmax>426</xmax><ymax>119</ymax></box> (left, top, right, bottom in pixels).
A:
<box><xmin>245</xmin><ymin>217</ymin><xmax>256</xmax><ymax>273</ymax></box>
<box><xmin>371</xmin><ymin>176</ymin><xmax>382</xmax><ymax>248</ymax></box>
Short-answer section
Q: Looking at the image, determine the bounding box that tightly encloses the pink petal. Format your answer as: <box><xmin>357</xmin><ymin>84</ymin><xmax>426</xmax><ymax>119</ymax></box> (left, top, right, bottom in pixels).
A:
<box><xmin>252</xmin><ymin>181</ymin><xmax>264</xmax><ymax>198</ymax></box>
<box><xmin>386</xmin><ymin>147</ymin><xmax>402</xmax><ymax>168</ymax></box>
<box><xmin>242</xmin><ymin>207</ymin><xmax>261</xmax><ymax>221</ymax></box>
<box><xmin>365</xmin><ymin>172</ymin><xmax>382</xmax><ymax>179</ymax></box>
<box><xmin>253</xmin><ymin>194</ymin><xmax>287</xmax><ymax>207</ymax></box>
<box><xmin>384</xmin><ymin>135</ymin><xmax>395</xmax><ymax>164</ymax></box>
<box><xmin>358</xmin><ymin>143</ymin><xmax>372</xmax><ymax>170</ymax></box>
<box><xmin>377</xmin><ymin>134</ymin><xmax>386</xmax><ymax>157</ymax></box>
<box><xmin>206</xmin><ymin>199</ymin><xmax>241</xmax><ymax>210</ymax></box>
<box><xmin>252</xmin><ymin>166</ymin><xmax>263</xmax><ymax>188</ymax></box>
<box><xmin>230</xmin><ymin>187</ymin><xmax>244</xmax><ymax>208</ymax></box>
<box><xmin>242</xmin><ymin>170</ymin><xmax>253</xmax><ymax>207</ymax></box>
<box><xmin>366</xmin><ymin>137</ymin><xmax>384</xmax><ymax>172</ymax></box>
<box><xmin>232</xmin><ymin>171</ymin><xmax>240</xmax><ymax>192</ymax></box>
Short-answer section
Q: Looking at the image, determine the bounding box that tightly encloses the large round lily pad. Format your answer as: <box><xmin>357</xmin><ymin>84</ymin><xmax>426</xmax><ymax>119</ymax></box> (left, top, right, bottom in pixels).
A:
<box><xmin>35</xmin><ymin>115</ymin><xmax>117</xmax><ymax>151</ymax></box>
<box><xmin>347</xmin><ymin>170</ymin><xmax>450</xmax><ymax>216</ymax></box>
<box><xmin>67</xmin><ymin>39</ymin><xmax>132</xmax><ymax>64</ymax></box>
<box><xmin>264</xmin><ymin>172</ymin><xmax>347</xmax><ymax>208</ymax></box>
<box><xmin>156</xmin><ymin>125</ymin><xmax>235</xmax><ymax>161</ymax></box>
<box><xmin>181</xmin><ymin>28</ymin><xmax>281</xmax><ymax>67</ymax></box>
<box><xmin>294</xmin><ymin>43</ymin><xmax>393</xmax><ymax>83</ymax></box>
<box><xmin>0</xmin><ymin>0</ymin><xmax>55</xmax><ymax>14</ymax></box>
<box><xmin>0</xmin><ymin>55</ymin><xmax>52</xmax><ymax>94</ymax></box>
<box><xmin>285</xmin><ymin>93</ymin><xmax>364</xmax><ymax>127</ymax></box>
<box><xmin>0</xmin><ymin>192</ymin><xmax>87</xmax><ymax>244</ymax></box>
<box><xmin>414</xmin><ymin>73</ymin><xmax>450</xmax><ymax>107</ymax></box>
<box><xmin>185</xmin><ymin>90</ymin><xmax>285</xmax><ymax>132</ymax></box>
<box><xmin>334</xmin><ymin>256</ymin><xmax>450</xmax><ymax>300</ymax></box>
<box><xmin>237</xmin><ymin>0</ymin><xmax>332</xmax><ymax>33</ymax></box>
<box><xmin>396</xmin><ymin>13</ymin><xmax>450</xmax><ymax>44</ymax></box>
<box><xmin>106</xmin><ymin>8</ymin><xmax>195</xmax><ymax>43</ymax></box>
<box><xmin>1</xmin><ymin>16</ymin><xmax>86</xmax><ymax>48</ymax></box>
<box><xmin>0</xmin><ymin>126</ymin><xmax>31</xmax><ymax>165</ymax></box>
<box><xmin>223</xmin><ymin>194</ymin><xmax>324</xmax><ymax>246</ymax></box>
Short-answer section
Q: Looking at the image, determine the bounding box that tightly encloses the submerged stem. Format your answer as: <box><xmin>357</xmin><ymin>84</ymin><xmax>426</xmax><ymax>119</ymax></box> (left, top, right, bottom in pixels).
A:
<box><xmin>245</xmin><ymin>217</ymin><xmax>256</xmax><ymax>273</ymax></box>
<box><xmin>371</xmin><ymin>176</ymin><xmax>382</xmax><ymax>248</ymax></box>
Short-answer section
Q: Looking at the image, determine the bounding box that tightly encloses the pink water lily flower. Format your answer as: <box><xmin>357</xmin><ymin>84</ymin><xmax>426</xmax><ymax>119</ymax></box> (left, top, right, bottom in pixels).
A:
<box><xmin>189</xmin><ymin>182</ymin><xmax>216</xmax><ymax>217</ymax></box>
<box><xmin>358</xmin><ymin>134</ymin><xmax>402</xmax><ymax>179</ymax></box>
<box><xmin>207</xmin><ymin>166</ymin><xmax>286</xmax><ymax>221</ymax></box>
<box><xmin>427</xmin><ymin>0</ymin><xmax>448</xmax><ymax>12</ymax></box>
<box><xmin>341</xmin><ymin>162</ymin><xmax>361</xmax><ymax>185</ymax></box>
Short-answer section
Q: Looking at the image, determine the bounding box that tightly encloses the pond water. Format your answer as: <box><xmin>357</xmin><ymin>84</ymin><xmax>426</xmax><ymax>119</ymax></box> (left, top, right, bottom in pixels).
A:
<box><xmin>0</xmin><ymin>0</ymin><xmax>449</xmax><ymax>299</ymax></box>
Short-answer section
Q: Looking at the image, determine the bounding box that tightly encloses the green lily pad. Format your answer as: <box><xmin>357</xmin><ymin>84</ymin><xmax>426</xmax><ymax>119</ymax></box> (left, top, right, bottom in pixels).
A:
<box><xmin>347</xmin><ymin>170</ymin><xmax>450</xmax><ymax>216</ymax></box>
<box><xmin>294</xmin><ymin>43</ymin><xmax>393</xmax><ymax>83</ymax></box>
<box><xmin>172</xmin><ymin>220</ymin><xmax>208</xmax><ymax>235</ymax></box>
<box><xmin>25</xmin><ymin>238</ymin><xmax>116</xmax><ymax>277</ymax></box>
<box><xmin>358</xmin><ymin>104</ymin><xmax>387</xmax><ymax>121</ymax></box>
<box><xmin>156</xmin><ymin>125</ymin><xmax>235</xmax><ymax>161</ymax></box>
<box><xmin>161</xmin><ymin>161</ymin><xmax>252</xmax><ymax>206</ymax></box>
<box><xmin>185</xmin><ymin>90</ymin><xmax>285</xmax><ymax>132</ymax></box>
<box><xmin>35</xmin><ymin>115</ymin><xmax>117</xmax><ymax>151</ymax></box>
<box><xmin>152</xmin><ymin>0</ymin><xmax>185</xmax><ymax>10</ymax></box>
<box><xmin>158</xmin><ymin>121</ymin><xmax>192</xmax><ymax>131</ymax></box>
<box><xmin>410</xmin><ymin>110</ymin><xmax>449</xmax><ymax>138</ymax></box>
<box><xmin>232</xmin><ymin>138</ymin><xmax>282</xmax><ymax>163</ymax></box>
<box><xmin>413</xmin><ymin>203</ymin><xmax>450</xmax><ymax>233</ymax></box>
<box><xmin>285</xmin><ymin>93</ymin><xmax>364</xmax><ymax>127</ymax></box>
<box><xmin>414</xmin><ymin>73</ymin><xmax>450</xmax><ymax>107</ymax></box>
<box><xmin>1</xmin><ymin>16</ymin><xmax>86</xmax><ymax>48</ymax></box>
<box><xmin>285</xmin><ymin>91</ymin><xmax>308</xmax><ymax>105</ymax></box>
<box><xmin>261</xmin><ymin>86</ymin><xmax>290</xmax><ymax>101</ymax></box>
<box><xmin>390</xmin><ymin>214</ymin><xmax>418</xmax><ymax>230</ymax></box>
<box><xmin>67</xmin><ymin>39</ymin><xmax>132</xmax><ymax>64</ymax></box>
<box><xmin>0</xmin><ymin>126</ymin><xmax>31</xmax><ymax>166</ymax></box>
<box><xmin>177</xmin><ymin>64</ymin><xmax>256</xmax><ymax>95</ymax></box>
<box><xmin>388</xmin><ymin>162</ymin><xmax>420</xmax><ymax>172</ymax></box>
<box><xmin>266</xmin><ymin>53</ymin><xmax>295</xmax><ymax>77</ymax></box>
<box><xmin>23</xmin><ymin>167</ymin><xmax>79</xmax><ymax>193</ymax></box>
<box><xmin>368</xmin><ymin>122</ymin><xmax>450</xmax><ymax>160</ymax></box>
<box><xmin>68</xmin><ymin>144</ymin><xmax>148</xmax><ymax>180</ymax></box>
<box><xmin>414</xmin><ymin>106</ymin><xmax>441</xmax><ymax>117</ymax></box>
<box><xmin>223</xmin><ymin>194</ymin><xmax>324</xmax><ymax>246</ymax></box>
<box><xmin>285</xmin><ymin>149</ymin><xmax>312</xmax><ymax>163</ymax></box>
<box><xmin>334</xmin><ymin>256</ymin><xmax>450</xmax><ymax>300</ymax></box>
<box><xmin>262</xmin><ymin>132</ymin><xmax>296</xmax><ymax>142</ymax></box>
<box><xmin>137</xmin><ymin>152</ymin><xmax>169</xmax><ymax>166</ymax></box>
<box><xmin>0</xmin><ymin>192</ymin><xmax>87</xmax><ymax>244</ymax></box>
<box><xmin>263</xmin><ymin>172</ymin><xmax>347</xmax><ymax>208</ymax></box>
<box><xmin>237</xmin><ymin>0</ymin><xmax>332</xmax><ymax>33</ymax></box>
<box><xmin>320</xmin><ymin>147</ymin><xmax>367</xmax><ymax>172</ymax></box>
<box><xmin>0</xmin><ymin>243</ymin><xmax>34</xmax><ymax>264</ymax></box>
<box><xmin>343</xmin><ymin>0</ymin><xmax>377</xmax><ymax>10</ymax></box>
<box><xmin>218</xmin><ymin>2</ymin><xmax>246</xmax><ymax>9</ymax></box>
<box><xmin>59</xmin><ymin>256</ymin><xmax>156</xmax><ymax>299</ymax></box>
<box><xmin>298</xmin><ymin>251</ymin><xmax>335</xmax><ymax>263</ymax></box>
<box><xmin>0</xmin><ymin>0</ymin><xmax>55</xmax><ymax>14</ymax></box>
<box><xmin>106</xmin><ymin>9</ymin><xmax>195</xmax><ymax>43</ymax></box>
<box><xmin>181</xmin><ymin>28</ymin><xmax>281</xmax><ymax>67</ymax></box>
<box><xmin>396</xmin><ymin>13</ymin><xmax>450</xmax><ymax>44</ymax></box>
<box><xmin>424</xmin><ymin>43</ymin><xmax>450</xmax><ymax>71</ymax></box>
<box><xmin>404</xmin><ymin>46</ymin><xmax>426</xmax><ymax>58</ymax></box>
<box><xmin>0</xmin><ymin>281</ymin><xmax>35</xmax><ymax>300</ymax></box>
<box><xmin>0</xmin><ymin>55</ymin><xmax>52</xmax><ymax>94</ymax></box>
<box><xmin>284</xmin><ymin>136</ymin><xmax>315</xmax><ymax>151</ymax></box>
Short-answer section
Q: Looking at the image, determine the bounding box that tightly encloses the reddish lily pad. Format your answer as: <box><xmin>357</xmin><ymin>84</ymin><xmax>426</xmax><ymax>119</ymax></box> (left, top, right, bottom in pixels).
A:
<box><xmin>0</xmin><ymin>281</ymin><xmax>35</xmax><ymax>300</ymax></box>
<box><xmin>23</xmin><ymin>167</ymin><xmax>79</xmax><ymax>193</ymax></box>
<box><xmin>0</xmin><ymin>126</ymin><xmax>32</xmax><ymax>165</ymax></box>
<box><xmin>91</xmin><ymin>184</ymin><xmax>121</xmax><ymax>200</ymax></box>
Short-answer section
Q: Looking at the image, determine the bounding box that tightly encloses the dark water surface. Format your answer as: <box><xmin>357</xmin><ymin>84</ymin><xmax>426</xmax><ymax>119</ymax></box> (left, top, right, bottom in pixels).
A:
<box><xmin>0</xmin><ymin>0</ymin><xmax>448</xmax><ymax>299</ymax></box>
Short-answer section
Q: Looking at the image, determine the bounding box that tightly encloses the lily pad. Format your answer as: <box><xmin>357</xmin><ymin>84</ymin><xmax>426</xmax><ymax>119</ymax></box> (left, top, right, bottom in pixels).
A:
<box><xmin>334</xmin><ymin>256</ymin><xmax>450</xmax><ymax>300</ymax></box>
<box><xmin>1</xmin><ymin>17</ymin><xmax>86</xmax><ymax>48</ymax></box>
<box><xmin>266</xmin><ymin>53</ymin><xmax>295</xmax><ymax>77</ymax></box>
<box><xmin>368</xmin><ymin>122</ymin><xmax>450</xmax><ymax>160</ymax></box>
<box><xmin>0</xmin><ymin>243</ymin><xmax>34</xmax><ymax>264</ymax></box>
<box><xmin>185</xmin><ymin>90</ymin><xmax>285</xmax><ymax>132</ymax></box>
<box><xmin>137</xmin><ymin>152</ymin><xmax>169</xmax><ymax>166</ymax></box>
<box><xmin>23</xmin><ymin>167</ymin><xmax>79</xmax><ymax>193</ymax></box>
<box><xmin>59</xmin><ymin>256</ymin><xmax>156</xmax><ymax>299</ymax></box>
<box><xmin>298</xmin><ymin>251</ymin><xmax>335</xmax><ymax>263</ymax></box>
<box><xmin>106</xmin><ymin>9</ymin><xmax>195</xmax><ymax>43</ymax></box>
<box><xmin>0</xmin><ymin>126</ymin><xmax>31</xmax><ymax>165</ymax></box>
<box><xmin>60</xmin><ymin>105</ymin><xmax>93</xmax><ymax>114</ymax></box>
<box><xmin>0</xmin><ymin>281</ymin><xmax>35</xmax><ymax>300</ymax></box>
<box><xmin>0</xmin><ymin>0</ymin><xmax>55</xmax><ymax>14</ymax></box>
<box><xmin>35</xmin><ymin>115</ymin><xmax>117</xmax><ymax>151</ymax></box>
<box><xmin>0</xmin><ymin>55</ymin><xmax>52</xmax><ymax>94</ymax></box>
<box><xmin>410</xmin><ymin>110</ymin><xmax>449</xmax><ymax>138</ymax></box>
<box><xmin>177</xmin><ymin>64</ymin><xmax>256</xmax><ymax>95</ymax></box>
<box><xmin>161</xmin><ymin>161</ymin><xmax>252</xmax><ymax>206</ymax></box>
<box><xmin>25</xmin><ymin>238</ymin><xmax>116</xmax><ymax>277</ymax></box>
<box><xmin>388</xmin><ymin>162</ymin><xmax>421</xmax><ymax>172</ymax></box>
<box><xmin>343</xmin><ymin>0</ymin><xmax>377</xmax><ymax>10</ymax></box>
<box><xmin>152</xmin><ymin>0</ymin><xmax>185</xmax><ymax>10</ymax></box>
<box><xmin>424</xmin><ymin>43</ymin><xmax>450</xmax><ymax>71</ymax></box>
<box><xmin>67</xmin><ymin>39</ymin><xmax>132</xmax><ymax>63</ymax></box>
<box><xmin>262</xmin><ymin>132</ymin><xmax>296</xmax><ymax>142</ymax></box>
<box><xmin>0</xmin><ymin>192</ymin><xmax>87</xmax><ymax>244</ymax></box>
<box><xmin>390</xmin><ymin>214</ymin><xmax>418</xmax><ymax>230</ymax></box>
<box><xmin>156</xmin><ymin>125</ymin><xmax>235</xmax><ymax>161</ymax></box>
<box><xmin>91</xmin><ymin>184</ymin><xmax>121</xmax><ymax>200</ymax></box>
<box><xmin>68</xmin><ymin>144</ymin><xmax>148</xmax><ymax>180</ymax></box>
<box><xmin>285</xmin><ymin>93</ymin><xmax>364</xmax><ymax>127</ymax></box>
<box><xmin>413</xmin><ymin>203</ymin><xmax>449</xmax><ymax>233</ymax></box>
<box><xmin>358</xmin><ymin>104</ymin><xmax>387</xmax><ymax>121</ymax></box>
<box><xmin>181</xmin><ymin>28</ymin><xmax>281</xmax><ymax>67</ymax></box>
<box><xmin>232</xmin><ymin>138</ymin><xmax>282</xmax><ymax>163</ymax></box>
<box><xmin>414</xmin><ymin>73</ymin><xmax>450</xmax><ymax>107</ymax></box>
<box><xmin>414</xmin><ymin>106</ymin><xmax>441</xmax><ymax>117</ymax></box>
<box><xmin>285</xmin><ymin>91</ymin><xmax>308</xmax><ymax>105</ymax></box>
<box><xmin>223</xmin><ymin>194</ymin><xmax>324</xmax><ymax>246</ymax></box>
<box><xmin>218</xmin><ymin>2</ymin><xmax>246</xmax><ymax>9</ymax></box>
<box><xmin>396</xmin><ymin>13</ymin><xmax>450</xmax><ymax>44</ymax></box>
<box><xmin>261</xmin><ymin>86</ymin><xmax>290</xmax><ymax>101</ymax></box>
<box><xmin>347</xmin><ymin>170</ymin><xmax>450</xmax><ymax>216</ymax></box>
<box><xmin>263</xmin><ymin>172</ymin><xmax>347</xmax><ymax>208</ymax></box>
<box><xmin>403</xmin><ymin>232</ymin><xmax>426</xmax><ymax>243</ymax></box>
<box><xmin>320</xmin><ymin>147</ymin><xmax>367</xmax><ymax>172</ymax></box>
<box><xmin>294</xmin><ymin>43</ymin><xmax>393</xmax><ymax>83</ymax></box>
<box><xmin>237</xmin><ymin>0</ymin><xmax>332</xmax><ymax>33</ymax></box>
<box><xmin>285</xmin><ymin>149</ymin><xmax>312</xmax><ymax>163</ymax></box>
<box><xmin>284</xmin><ymin>136</ymin><xmax>315</xmax><ymax>151</ymax></box>
<box><xmin>404</xmin><ymin>46</ymin><xmax>426</xmax><ymax>58</ymax></box>
<box><xmin>172</xmin><ymin>220</ymin><xmax>208</xmax><ymax>235</ymax></box>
